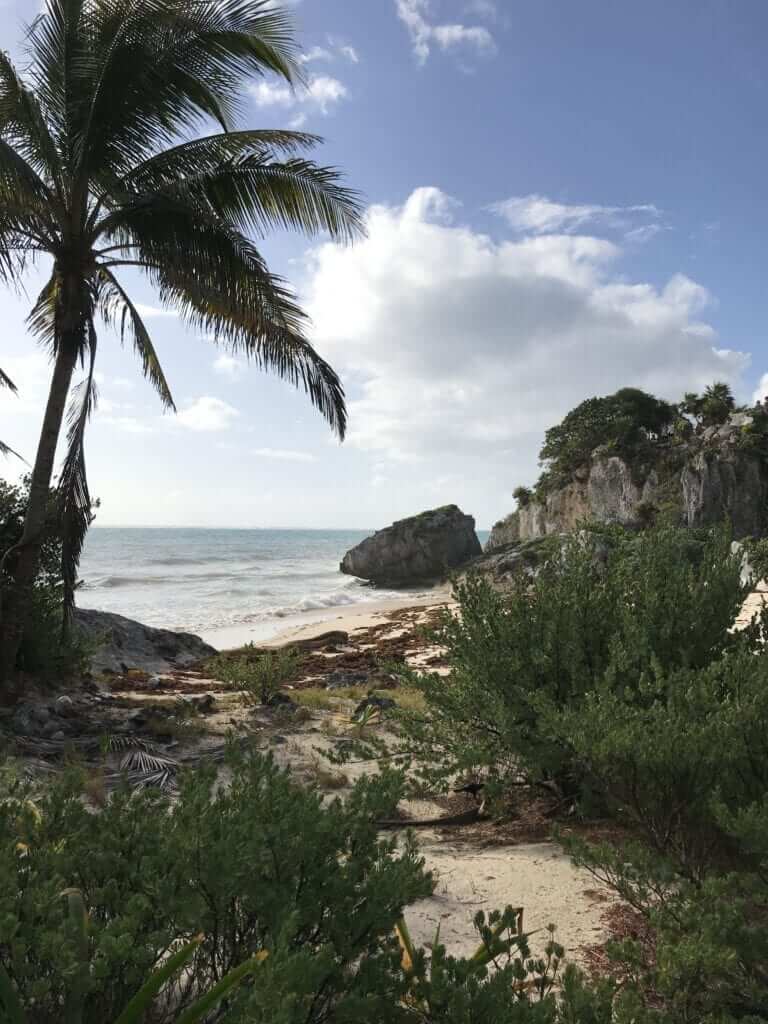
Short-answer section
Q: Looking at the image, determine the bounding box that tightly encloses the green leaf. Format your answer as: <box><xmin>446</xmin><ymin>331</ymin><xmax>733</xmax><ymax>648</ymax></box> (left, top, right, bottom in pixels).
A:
<box><xmin>113</xmin><ymin>936</ymin><xmax>202</xmax><ymax>1024</ymax></box>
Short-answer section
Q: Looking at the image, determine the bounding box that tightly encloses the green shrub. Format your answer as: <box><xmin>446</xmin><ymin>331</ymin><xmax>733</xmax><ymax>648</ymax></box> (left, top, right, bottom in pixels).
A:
<box><xmin>399</xmin><ymin>522</ymin><xmax>768</xmax><ymax>1021</ymax></box>
<box><xmin>0</xmin><ymin>752</ymin><xmax>637</xmax><ymax>1023</ymax></box>
<box><xmin>0</xmin><ymin>478</ymin><xmax>90</xmax><ymax>678</ymax></box>
<box><xmin>399</xmin><ymin>526</ymin><xmax>747</xmax><ymax>802</ymax></box>
<box><xmin>206</xmin><ymin>645</ymin><xmax>300</xmax><ymax>704</ymax></box>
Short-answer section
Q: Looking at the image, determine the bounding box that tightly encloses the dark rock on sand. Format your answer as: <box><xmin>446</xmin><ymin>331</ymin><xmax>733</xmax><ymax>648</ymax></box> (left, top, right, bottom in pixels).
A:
<box><xmin>74</xmin><ymin>607</ymin><xmax>217</xmax><ymax>675</ymax></box>
<box><xmin>340</xmin><ymin>505</ymin><xmax>482</xmax><ymax>586</ymax></box>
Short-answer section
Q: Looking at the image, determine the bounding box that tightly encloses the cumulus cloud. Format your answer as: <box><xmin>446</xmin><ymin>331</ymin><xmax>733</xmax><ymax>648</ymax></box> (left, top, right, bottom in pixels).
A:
<box><xmin>490</xmin><ymin>194</ymin><xmax>661</xmax><ymax>236</ymax></box>
<box><xmin>249</xmin><ymin>74</ymin><xmax>348</xmax><ymax>117</ymax></box>
<box><xmin>176</xmin><ymin>396</ymin><xmax>239</xmax><ymax>432</ymax></box>
<box><xmin>302</xmin><ymin>187</ymin><xmax>748</xmax><ymax>492</ymax></box>
<box><xmin>396</xmin><ymin>0</ymin><xmax>495</xmax><ymax>64</ymax></box>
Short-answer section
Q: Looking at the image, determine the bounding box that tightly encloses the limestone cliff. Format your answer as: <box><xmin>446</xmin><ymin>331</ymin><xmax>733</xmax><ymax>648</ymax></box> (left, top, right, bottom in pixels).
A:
<box><xmin>487</xmin><ymin>415</ymin><xmax>768</xmax><ymax>551</ymax></box>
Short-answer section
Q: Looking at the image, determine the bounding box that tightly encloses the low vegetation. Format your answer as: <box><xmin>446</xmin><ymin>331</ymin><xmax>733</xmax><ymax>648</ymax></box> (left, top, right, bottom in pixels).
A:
<box><xmin>396</xmin><ymin>524</ymin><xmax>768</xmax><ymax>1020</ymax></box>
<box><xmin>2</xmin><ymin>750</ymin><xmax>632</xmax><ymax>1023</ymax></box>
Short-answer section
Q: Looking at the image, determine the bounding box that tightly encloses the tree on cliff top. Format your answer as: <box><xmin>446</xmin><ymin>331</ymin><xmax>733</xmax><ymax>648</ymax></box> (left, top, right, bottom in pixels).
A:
<box><xmin>0</xmin><ymin>0</ymin><xmax>364</xmax><ymax>688</ymax></box>
<box><xmin>538</xmin><ymin>387</ymin><xmax>675</xmax><ymax>485</ymax></box>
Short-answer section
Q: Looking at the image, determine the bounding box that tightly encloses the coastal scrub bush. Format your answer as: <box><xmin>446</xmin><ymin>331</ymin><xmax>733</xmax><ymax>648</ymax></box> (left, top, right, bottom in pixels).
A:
<box><xmin>206</xmin><ymin>645</ymin><xmax>300</xmax><ymax>704</ymax></box>
<box><xmin>399</xmin><ymin>525</ymin><xmax>748</xmax><ymax>803</ymax></box>
<box><xmin>398</xmin><ymin>523</ymin><xmax>768</xmax><ymax>1020</ymax></box>
<box><xmin>0</xmin><ymin>750</ymin><xmax>429</xmax><ymax>1021</ymax></box>
<box><xmin>0</xmin><ymin>478</ymin><xmax>89</xmax><ymax>678</ymax></box>
<box><xmin>0</xmin><ymin>751</ymin><xmax>639</xmax><ymax>1023</ymax></box>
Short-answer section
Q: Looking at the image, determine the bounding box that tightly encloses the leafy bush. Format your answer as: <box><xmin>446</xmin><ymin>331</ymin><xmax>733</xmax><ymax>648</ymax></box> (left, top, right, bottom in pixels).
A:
<box><xmin>206</xmin><ymin>645</ymin><xmax>300</xmax><ymax>704</ymax></box>
<box><xmin>0</xmin><ymin>752</ymin><xmax>636</xmax><ymax>1023</ymax></box>
<box><xmin>0</xmin><ymin>477</ymin><xmax>89</xmax><ymax>677</ymax></box>
<box><xmin>513</xmin><ymin>486</ymin><xmax>533</xmax><ymax>508</ymax></box>
<box><xmin>400</xmin><ymin>526</ymin><xmax>747</xmax><ymax>803</ymax></box>
<box><xmin>400</xmin><ymin>523</ymin><xmax>768</xmax><ymax>1021</ymax></box>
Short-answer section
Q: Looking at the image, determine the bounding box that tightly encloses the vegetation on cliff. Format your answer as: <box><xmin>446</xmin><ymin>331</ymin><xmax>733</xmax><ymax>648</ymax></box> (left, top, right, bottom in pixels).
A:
<box><xmin>524</xmin><ymin>382</ymin><xmax>768</xmax><ymax>505</ymax></box>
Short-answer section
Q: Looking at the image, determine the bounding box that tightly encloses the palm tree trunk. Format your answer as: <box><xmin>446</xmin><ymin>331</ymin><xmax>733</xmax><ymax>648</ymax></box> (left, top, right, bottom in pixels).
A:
<box><xmin>0</xmin><ymin>337</ymin><xmax>78</xmax><ymax>691</ymax></box>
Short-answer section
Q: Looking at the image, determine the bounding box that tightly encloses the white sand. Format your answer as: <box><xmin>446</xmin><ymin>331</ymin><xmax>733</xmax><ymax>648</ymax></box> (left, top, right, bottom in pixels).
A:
<box><xmin>201</xmin><ymin>586</ymin><xmax>453</xmax><ymax>650</ymax></box>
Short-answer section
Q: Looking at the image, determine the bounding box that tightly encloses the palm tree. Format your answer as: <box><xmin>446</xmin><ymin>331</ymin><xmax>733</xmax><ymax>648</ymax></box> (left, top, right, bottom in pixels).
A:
<box><xmin>0</xmin><ymin>0</ymin><xmax>363</xmax><ymax>685</ymax></box>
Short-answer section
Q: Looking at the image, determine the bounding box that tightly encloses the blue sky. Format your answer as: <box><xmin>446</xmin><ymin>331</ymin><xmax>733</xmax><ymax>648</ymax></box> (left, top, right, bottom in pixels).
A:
<box><xmin>2</xmin><ymin>0</ymin><xmax>768</xmax><ymax>529</ymax></box>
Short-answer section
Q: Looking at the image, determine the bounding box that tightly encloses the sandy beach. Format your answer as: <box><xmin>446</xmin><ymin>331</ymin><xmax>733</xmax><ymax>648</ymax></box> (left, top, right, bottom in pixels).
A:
<box><xmin>200</xmin><ymin>584</ymin><xmax>454</xmax><ymax>651</ymax></box>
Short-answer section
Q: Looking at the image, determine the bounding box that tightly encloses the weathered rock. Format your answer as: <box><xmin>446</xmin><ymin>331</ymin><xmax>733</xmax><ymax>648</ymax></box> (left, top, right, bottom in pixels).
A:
<box><xmin>341</xmin><ymin>505</ymin><xmax>482</xmax><ymax>586</ymax></box>
<box><xmin>681</xmin><ymin>451</ymin><xmax>768</xmax><ymax>538</ymax></box>
<box><xmin>73</xmin><ymin>607</ymin><xmax>217</xmax><ymax>675</ymax></box>
<box><xmin>486</xmin><ymin>512</ymin><xmax>520</xmax><ymax>551</ymax></box>
<box><xmin>488</xmin><ymin>413</ymin><xmax>768</xmax><ymax>549</ymax></box>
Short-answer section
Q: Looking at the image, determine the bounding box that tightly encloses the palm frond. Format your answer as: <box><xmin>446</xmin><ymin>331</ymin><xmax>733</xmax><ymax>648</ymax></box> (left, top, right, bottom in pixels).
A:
<box><xmin>97</xmin><ymin>269</ymin><xmax>176</xmax><ymax>410</ymax></box>
<box><xmin>119</xmin><ymin>749</ymin><xmax>178</xmax><ymax>774</ymax></box>
<box><xmin>98</xmin><ymin>193</ymin><xmax>348</xmax><ymax>436</ymax></box>
<box><xmin>61</xmin><ymin>0</ymin><xmax>302</xmax><ymax>181</ymax></box>
<box><xmin>159</xmin><ymin>155</ymin><xmax>365</xmax><ymax>244</ymax></box>
<box><xmin>58</xmin><ymin>321</ymin><xmax>98</xmax><ymax>627</ymax></box>
<box><xmin>117</xmin><ymin>128</ymin><xmax>321</xmax><ymax>194</ymax></box>
<box><xmin>0</xmin><ymin>368</ymin><xmax>24</xmax><ymax>461</ymax></box>
<box><xmin>0</xmin><ymin>49</ymin><xmax>63</xmax><ymax>193</ymax></box>
<box><xmin>26</xmin><ymin>272</ymin><xmax>60</xmax><ymax>353</ymax></box>
<box><xmin>105</xmin><ymin>734</ymin><xmax>157</xmax><ymax>753</ymax></box>
<box><xmin>0</xmin><ymin>440</ymin><xmax>25</xmax><ymax>461</ymax></box>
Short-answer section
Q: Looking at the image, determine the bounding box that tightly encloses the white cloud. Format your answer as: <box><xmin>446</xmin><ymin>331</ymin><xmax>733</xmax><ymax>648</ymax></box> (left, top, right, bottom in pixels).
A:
<box><xmin>213</xmin><ymin>354</ymin><xmax>244</xmax><ymax>378</ymax></box>
<box><xmin>300</xmin><ymin>39</ymin><xmax>359</xmax><ymax>65</ymax></box>
<box><xmin>753</xmin><ymin>374</ymin><xmax>768</xmax><ymax>404</ymax></box>
<box><xmin>249</xmin><ymin>74</ymin><xmax>348</xmax><ymax>116</ymax></box>
<box><xmin>299</xmin><ymin>46</ymin><xmax>334</xmax><ymax>63</ymax></box>
<box><xmin>253</xmin><ymin>447</ymin><xmax>317</xmax><ymax>462</ymax></box>
<box><xmin>176</xmin><ymin>396</ymin><xmax>239</xmax><ymax>432</ymax></box>
<box><xmin>395</xmin><ymin>0</ymin><xmax>495</xmax><ymax>64</ymax></box>
<box><xmin>302</xmin><ymin>187</ymin><xmax>748</xmax><ymax>482</ymax></box>
<box><xmin>134</xmin><ymin>302</ymin><xmax>178</xmax><ymax>319</ymax></box>
<box><xmin>490</xmin><ymin>194</ymin><xmax>661</xmax><ymax>235</ymax></box>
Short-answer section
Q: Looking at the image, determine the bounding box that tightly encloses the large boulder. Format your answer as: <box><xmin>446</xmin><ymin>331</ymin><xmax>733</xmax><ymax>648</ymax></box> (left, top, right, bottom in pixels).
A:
<box><xmin>73</xmin><ymin>607</ymin><xmax>217</xmax><ymax>675</ymax></box>
<box><xmin>340</xmin><ymin>505</ymin><xmax>482</xmax><ymax>586</ymax></box>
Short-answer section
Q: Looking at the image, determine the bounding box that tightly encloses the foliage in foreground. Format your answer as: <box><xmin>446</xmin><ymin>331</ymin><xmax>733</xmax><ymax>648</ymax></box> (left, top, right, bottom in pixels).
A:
<box><xmin>0</xmin><ymin>751</ymin><xmax>636</xmax><ymax>1023</ymax></box>
<box><xmin>400</xmin><ymin>525</ymin><xmax>768</xmax><ymax>1021</ymax></box>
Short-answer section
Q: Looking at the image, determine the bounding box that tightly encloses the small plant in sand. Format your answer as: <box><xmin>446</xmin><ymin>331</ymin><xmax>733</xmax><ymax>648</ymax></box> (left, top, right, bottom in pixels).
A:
<box><xmin>207</xmin><ymin>646</ymin><xmax>301</xmax><ymax>706</ymax></box>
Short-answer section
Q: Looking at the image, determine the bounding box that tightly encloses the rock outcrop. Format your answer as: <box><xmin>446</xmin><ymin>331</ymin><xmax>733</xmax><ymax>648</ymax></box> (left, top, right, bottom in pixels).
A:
<box><xmin>486</xmin><ymin>414</ymin><xmax>768</xmax><ymax>552</ymax></box>
<box><xmin>340</xmin><ymin>505</ymin><xmax>482</xmax><ymax>586</ymax></box>
<box><xmin>74</xmin><ymin>607</ymin><xmax>217</xmax><ymax>675</ymax></box>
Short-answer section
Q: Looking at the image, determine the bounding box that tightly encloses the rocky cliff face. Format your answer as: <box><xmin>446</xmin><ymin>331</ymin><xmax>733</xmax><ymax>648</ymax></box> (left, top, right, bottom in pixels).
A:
<box><xmin>341</xmin><ymin>505</ymin><xmax>482</xmax><ymax>586</ymax></box>
<box><xmin>487</xmin><ymin>416</ymin><xmax>768</xmax><ymax>552</ymax></box>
